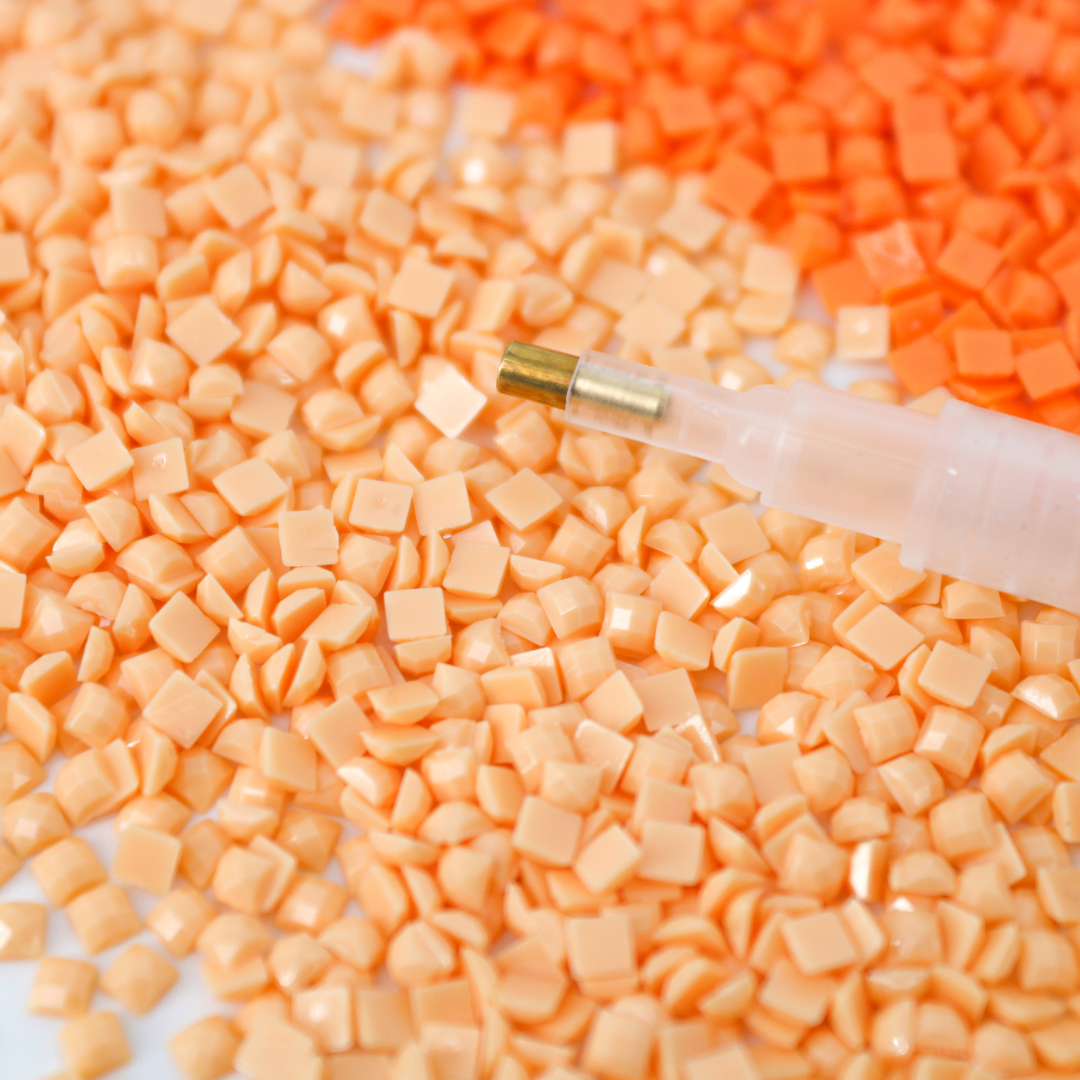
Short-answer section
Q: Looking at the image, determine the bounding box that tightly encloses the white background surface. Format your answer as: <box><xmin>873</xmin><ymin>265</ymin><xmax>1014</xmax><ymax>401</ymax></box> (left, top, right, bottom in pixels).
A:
<box><xmin>0</xmin><ymin>35</ymin><xmax>895</xmax><ymax>1079</ymax></box>
<box><xmin>1</xmin><ymin>813</ymin><xmax>226</xmax><ymax>1079</ymax></box>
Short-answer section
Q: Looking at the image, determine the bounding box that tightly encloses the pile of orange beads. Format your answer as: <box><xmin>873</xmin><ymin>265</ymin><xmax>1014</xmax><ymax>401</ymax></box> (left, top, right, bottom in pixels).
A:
<box><xmin>335</xmin><ymin>0</ymin><xmax>1080</xmax><ymax>430</ymax></box>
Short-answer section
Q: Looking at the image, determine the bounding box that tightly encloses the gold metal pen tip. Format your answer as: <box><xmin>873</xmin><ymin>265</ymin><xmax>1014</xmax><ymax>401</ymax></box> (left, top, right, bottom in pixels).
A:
<box><xmin>497</xmin><ymin>342</ymin><xmax>578</xmax><ymax>410</ymax></box>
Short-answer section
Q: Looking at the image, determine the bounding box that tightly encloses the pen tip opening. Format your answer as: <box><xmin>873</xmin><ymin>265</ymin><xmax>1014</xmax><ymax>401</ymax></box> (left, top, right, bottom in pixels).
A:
<box><xmin>496</xmin><ymin>342</ymin><xmax>579</xmax><ymax>410</ymax></box>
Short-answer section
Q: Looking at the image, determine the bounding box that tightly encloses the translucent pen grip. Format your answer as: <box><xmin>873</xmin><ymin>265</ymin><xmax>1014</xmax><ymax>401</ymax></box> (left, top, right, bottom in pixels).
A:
<box><xmin>565</xmin><ymin>351</ymin><xmax>1080</xmax><ymax>612</ymax></box>
<box><xmin>566</xmin><ymin>351</ymin><xmax>936</xmax><ymax>543</ymax></box>
<box><xmin>904</xmin><ymin>399</ymin><xmax>1080</xmax><ymax>610</ymax></box>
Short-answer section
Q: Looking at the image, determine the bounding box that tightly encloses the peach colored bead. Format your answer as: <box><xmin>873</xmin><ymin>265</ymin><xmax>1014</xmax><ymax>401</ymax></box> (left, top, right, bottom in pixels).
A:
<box><xmin>792</xmin><ymin>747</ymin><xmax>854</xmax><ymax>814</ymax></box>
<box><xmin>146</xmin><ymin>888</ymin><xmax>217</xmax><ymax>960</ymax></box>
<box><xmin>0</xmin><ymin>902</ymin><xmax>47</xmax><ymax>959</ymax></box>
<box><xmin>112</xmin><ymin>825</ymin><xmax>182</xmax><ymax>895</ymax></box>
<box><xmin>637</xmin><ymin>820</ymin><xmax>706</xmax><ymax>885</ymax></box>
<box><xmin>169</xmin><ymin>1016</ymin><xmax>241</xmax><ymax>1080</ymax></box>
<box><xmin>1014</xmin><ymin>673</ymin><xmax>1080</xmax><ymax>720</ymax></box>
<box><xmin>385</xmin><ymin>920</ymin><xmax>456</xmax><ymax>989</ymax></box>
<box><xmin>539</xmin><ymin>576</ymin><xmax>604</xmax><ymax>640</ymax></box>
<box><xmin>854</xmin><ymin>696</ymin><xmax>919</xmax><ymax>764</ymax></box>
<box><xmin>879</xmin><ymin>753</ymin><xmax>946</xmax><ymax>818</ymax></box>
<box><xmin>2</xmin><ymin>792</ymin><xmax>70</xmax><ymax>858</ymax></box>
<box><xmin>176</xmin><ymin>819</ymin><xmax>231</xmax><ymax>891</ymax></box>
<box><xmin>66</xmin><ymin>884</ymin><xmax>140</xmax><ymax>956</ymax></box>
<box><xmin>30</xmin><ymin>837</ymin><xmax>107</xmax><ymax>909</ymax></box>
<box><xmin>268</xmin><ymin>933</ymin><xmax>333</xmax><ymax>996</ymax></box>
<box><xmin>918</xmin><ymin>640</ymin><xmax>993</xmax><ymax>709</ymax></box>
<box><xmin>1053</xmin><ymin>781</ymin><xmax>1080</xmax><ymax>843</ymax></box>
<box><xmin>197</xmin><ymin>915</ymin><xmax>272</xmax><ymax>977</ymax></box>
<box><xmin>212</xmin><ymin>846</ymin><xmax>277</xmax><ymax>917</ymax></box>
<box><xmin>234</xmin><ymin>1019</ymin><xmax>322</xmax><ymax>1080</ymax></box>
<box><xmin>276</xmin><ymin>874</ymin><xmax>348</xmax><ymax>935</ymax></box>
<box><xmin>727</xmin><ymin>647</ymin><xmax>788</xmax><ymax>710</ymax></box>
<box><xmin>981</xmin><ymin>749</ymin><xmax>1056</xmax><ymax>825</ymax></box>
<box><xmin>30</xmin><ymin>956</ymin><xmax>97</xmax><ymax>1019</ymax></box>
<box><xmin>59</xmin><ymin>1012</ymin><xmax>131</xmax><ymax>1080</ymax></box>
<box><xmin>144</xmin><ymin>671</ymin><xmax>223</xmax><ymax>751</ymax></box>
<box><xmin>100</xmin><ymin>943</ymin><xmax>178</xmax><ymax>1016</ymax></box>
<box><xmin>512</xmin><ymin>796</ymin><xmax>582</xmax><ymax>868</ymax></box>
<box><xmin>915</xmin><ymin>705</ymin><xmax>984</xmax><ymax>779</ymax></box>
<box><xmin>486</xmin><ymin>469</ymin><xmax>563</xmax><ymax>533</ymax></box>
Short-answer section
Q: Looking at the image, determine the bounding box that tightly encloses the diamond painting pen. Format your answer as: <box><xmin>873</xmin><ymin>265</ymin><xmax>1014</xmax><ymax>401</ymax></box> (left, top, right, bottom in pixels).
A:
<box><xmin>498</xmin><ymin>342</ymin><xmax>1080</xmax><ymax>613</ymax></box>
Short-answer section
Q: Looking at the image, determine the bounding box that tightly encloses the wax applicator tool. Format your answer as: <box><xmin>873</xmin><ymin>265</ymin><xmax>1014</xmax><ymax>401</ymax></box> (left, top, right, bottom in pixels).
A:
<box><xmin>499</xmin><ymin>342</ymin><xmax>1080</xmax><ymax>612</ymax></box>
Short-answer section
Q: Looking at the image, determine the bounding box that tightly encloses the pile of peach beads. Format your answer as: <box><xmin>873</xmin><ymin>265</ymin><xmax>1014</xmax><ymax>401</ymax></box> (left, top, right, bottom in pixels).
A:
<box><xmin>3</xmin><ymin>4</ymin><xmax>1080</xmax><ymax>1080</ymax></box>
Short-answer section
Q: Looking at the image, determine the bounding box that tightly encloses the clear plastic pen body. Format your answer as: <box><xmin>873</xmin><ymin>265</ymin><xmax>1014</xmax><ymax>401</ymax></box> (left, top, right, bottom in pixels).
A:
<box><xmin>561</xmin><ymin>349</ymin><xmax>1080</xmax><ymax>614</ymax></box>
